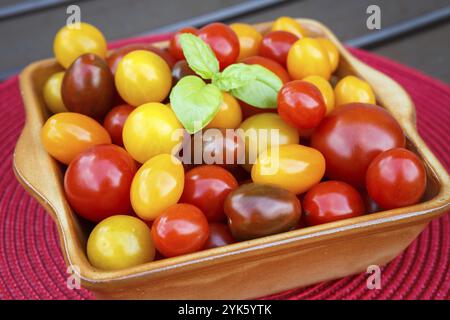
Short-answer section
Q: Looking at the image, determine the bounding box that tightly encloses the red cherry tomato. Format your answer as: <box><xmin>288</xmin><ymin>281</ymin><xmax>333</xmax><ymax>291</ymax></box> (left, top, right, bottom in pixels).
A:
<box><xmin>169</xmin><ymin>27</ymin><xmax>198</xmax><ymax>61</ymax></box>
<box><xmin>64</xmin><ymin>144</ymin><xmax>137</xmax><ymax>222</ymax></box>
<box><xmin>103</xmin><ymin>104</ymin><xmax>134</xmax><ymax>146</ymax></box>
<box><xmin>259</xmin><ymin>30</ymin><xmax>299</xmax><ymax>66</ymax></box>
<box><xmin>303</xmin><ymin>181</ymin><xmax>365</xmax><ymax>226</ymax></box>
<box><xmin>311</xmin><ymin>103</ymin><xmax>405</xmax><ymax>188</ymax></box>
<box><xmin>278</xmin><ymin>80</ymin><xmax>327</xmax><ymax>130</ymax></box>
<box><xmin>151</xmin><ymin>203</ymin><xmax>209</xmax><ymax>257</ymax></box>
<box><xmin>242</xmin><ymin>55</ymin><xmax>291</xmax><ymax>84</ymax></box>
<box><xmin>198</xmin><ymin>23</ymin><xmax>239</xmax><ymax>70</ymax></box>
<box><xmin>204</xmin><ymin>223</ymin><xmax>235</xmax><ymax>249</ymax></box>
<box><xmin>366</xmin><ymin>148</ymin><xmax>426</xmax><ymax>209</ymax></box>
<box><xmin>180</xmin><ymin>165</ymin><xmax>238</xmax><ymax>222</ymax></box>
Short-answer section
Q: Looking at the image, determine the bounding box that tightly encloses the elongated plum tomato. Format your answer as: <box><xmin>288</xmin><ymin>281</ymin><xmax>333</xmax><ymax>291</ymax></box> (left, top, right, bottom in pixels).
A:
<box><xmin>198</xmin><ymin>22</ymin><xmax>240</xmax><ymax>70</ymax></box>
<box><xmin>303</xmin><ymin>181</ymin><xmax>365</xmax><ymax>226</ymax></box>
<box><xmin>366</xmin><ymin>148</ymin><xmax>426</xmax><ymax>209</ymax></box>
<box><xmin>131</xmin><ymin>154</ymin><xmax>184</xmax><ymax>221</ymax></box>
<box><xmin>271</xmin><ymin>16</ymin><xmax>306</xmax><ymax>38</ymax></box>
<box><xmin>334</xmin><ymin>76</ymin><xmax>376</xmax><ymax>106</ymax></box>
<box><xmin>311</xmin><ymin>103</ymin><xmax>405</xmax><ymax>188</ymax></box>
<box><xmin>205</xmin><ymin>92</ymin><xmax>242</xmax><ymax>129</ymax></box>
<box><xmin>122</xmin><ymin>102</ymin><xmax>182</xmax><ymax>163</ymax></box>
<box><xmin>302</xmin><ymin>75</ymin><xmax>335</xmax><ymax>115</ymax></box>
<box><xmin>169</xmin><ymin>27</ymin><xmax>198</xmax><ymax>61</ymax></box>
<box><xmin>43</xmin><ymin>72</ymin><xmax>67</xmax><ymax>114</ymax></box>
<box><xmin>41</xmin><ymin>112</ymin><xmax>111</xmax><ymax>164</ymax></box>
<box><xmin>180</xmin><ymin>165</ymin><xmax>238</xmax><ymax>222</ymax></box>
<box><xmin>103</xmin><ymin>104</ymin><xmax>134</xmax><ymax>146</ymax></box>
<box><xmin>277</xmin><ymin>80</ymin><xmax>327</xmax><ymax>130</ymax></box>
<box><xmin>259</xmin><ymin>30</ymin><xmax>299</xmax><ymax>66</ymax></box>
<box><xmin>53</xmin><ymin>22</ymin><xmax>107</xmax><ymax>69</ymax></box>
<box><xmin>87</xmin><ymin>215</ymin><xmax>155</xmax><ymax>270</ymax></box>
<box><xmin>64</xmin><ymin>144</ymin><xmax>137</xmax><ymax>222</ymax></box>
<box><xmin>204</xmin><ymin>223</ymin><xmax>235</xmax><ymax>249</ymax></box>
<box><xmin>152</xmin><ymin>203</ymin><xmax>209</xmax><ymax>257</ymax></box>
<box><xmin>115</xmin><ymin>50</ymin><xmax>172</xmax><ymax>106</ymax></box>
<box><xmin>252</xmin><ymin>144</ymin><xmax>326</xmax><ymax>194</ymax></box>
<box><xmin>225</xmin><ymin>183</ymin><xmax>301</xmax><ymax>240</ymax></box>
<box><xmin>229</xmin><ymin>23</ymin><xmax>263</xmax><ymax>60</ymax></box>
<box><xmin>61</xmin><ymin>53</ymin><xmax>114</xmax><ymax>120</ymax></box>
<box><xmin>287</xmin><ymin>38</ymin><xmax>331</xmax><ymax>80</ymax></box>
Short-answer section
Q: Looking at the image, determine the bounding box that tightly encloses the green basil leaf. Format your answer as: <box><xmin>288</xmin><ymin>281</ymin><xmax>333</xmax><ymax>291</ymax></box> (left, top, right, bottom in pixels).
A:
<box><xmin>230</xmin><ymin>64</ymin><xmax>283</xmax><ymax>109</ymax></box>
<box><xmin>180</xmin><ymin>33</ymin><xmax>219</xmax><ymax>80</ymax></box>
<box><xmin>170</xmin><ymin>75</ymin><xmax>223</xmax><ymax>134</ymax></box>
<box><xmin>213</xmin><ymin>63</ymin><xmax>256</xmax><ymax>91</ymax></box>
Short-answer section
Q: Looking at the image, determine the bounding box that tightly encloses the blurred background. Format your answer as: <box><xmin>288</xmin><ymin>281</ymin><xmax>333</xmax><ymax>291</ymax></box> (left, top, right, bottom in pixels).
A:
<box><xmin>0</xmin><ymin>0</ymin><xmax>449</xmax><ymax>82</ymax></box>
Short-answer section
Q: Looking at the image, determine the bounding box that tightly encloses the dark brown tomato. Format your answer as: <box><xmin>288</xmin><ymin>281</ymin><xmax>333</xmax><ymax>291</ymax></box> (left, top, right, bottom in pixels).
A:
<box><xmin>172</xmin><ymin>60</ymin><xmax>196</xmax><ymax>84</ymax></box>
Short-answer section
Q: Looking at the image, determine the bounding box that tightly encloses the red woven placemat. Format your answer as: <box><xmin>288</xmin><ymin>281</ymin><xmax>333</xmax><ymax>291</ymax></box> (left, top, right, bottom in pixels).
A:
<box><xmin>0</xmin><ymin>34</ymin><xmax>448</xmax><ymax>300</ymax></box>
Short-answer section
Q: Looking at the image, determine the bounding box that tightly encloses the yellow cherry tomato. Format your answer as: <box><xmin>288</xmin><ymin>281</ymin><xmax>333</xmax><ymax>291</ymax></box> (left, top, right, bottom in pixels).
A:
<box><xmin>252</xmin><ymin>144</ymin><xmax>325</xmax><ymax>194</ymax></box>
<box><xmin>123</xmin><ymin>102</ymin><xmax>183</xmax><ymax>163</ymax></box>
<box><xmin>271</xmin><ymin>16</ymin><xmax>306</xmax><ymax>38</ymax></box>
<box><xmin>43</xmin><ymin>72</ymin><xmax>67</xmax><ymax>114</ymax></box>
<box><xmin>115</xmin><ymin>50</ymin><xmax>172</xmax><ymax>106</ymax></box>
<box><xmin>302</xmin><ymin>75</ymin><xmax>335</xmax><ymax>115</ymax></box>
<box><xmin>53</xmin><ymin>22</ymin><xmax>107</xmax><ymax>69</ymax></box>
<box><xmin>230</xmin><ymin>23</ymin><xmax>263</xmax><ymax>60</ymax></box>
<box><xmin>334</xmin><ymin>75</ymin><xmax>376</xmax><ymax>106</ymax></box>
<box><xmin>238</xmin><ymin>113</ymin><xmax>299</xmax><ymax>171</ymax></box>
<box><xmin>87</xmin><ymin>215</ymin><xmax>155</xmax><ymax>270</ymax></box>
<box><xmin>287</xmin><ymin>38</ymin><xmax>331</xmax><ymax>80</ymax></box>
<box><xmin>131</xmin><ymin>154</ymin><xmax>184</xmax><ymax>221</ymax></box>
<box><xmin>206</xmin><ymin>92</ymin><xmax>242</xmax><ymax>129</ymax></box>
<box><xmin>41</xmin><ymin>112</ymin><xmax>111</xmax><ymax>164</ymax></box>
<box><xmin>317</xmin><ymin>38</ymin><xmax>340</xmax><ymax>73</ymax></box>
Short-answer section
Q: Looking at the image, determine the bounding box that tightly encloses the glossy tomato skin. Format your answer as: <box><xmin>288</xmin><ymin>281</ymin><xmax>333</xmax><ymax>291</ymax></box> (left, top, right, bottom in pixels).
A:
<box><xmin>152</xmin><ymin>203</ymin><xmax>209</xmax><ymax>257</ymax></box>
<box><xmin>103</xmin><ymin>104</ymin><xmax>134</xmax><ymax>146</ymax></box>
<box><xmin>302</xmin><ymin>75</ymin><xmax>335</xmax><ymax>115</ymax></box>
<box><xmin>204</xmin><ymin>223</ymin><xmax>235</xmax><ymax>249</ymax></box>
<box><xmin>334</xmin><ymin>76</ymin><xmax>375</xmax><ymax>106</ymax></box>
<box><xmin>260</xmin><ymin>30</ymin><xmax>299</xmax><ymax>66</ymax></box>
<box><xmin>181</xmin><ymin>165</ymin><xmax>238</xmax><ymax>222</ymax></box>
<box><xmin>169</xmin><ymin>27</ymin><xmax>198</xmax><ymax>61</ymax></box>
<box><xmin>278</xmin><ymin>80</ymin><xmax>327</xmax><ymax>130</ymax></box>
<box><xmin>64</xmin><ymin>144</ymin><xmax>137</xmax><ymax>222</ymax></box>
<box><xmin>366</xmin><ymin>148</ymin><xmax>426</xmax><ymax>209</ymax></box>
<box><xmin>62</xmin><ymin>53</ymin><xmax>114</xmax><ymax>120</ymax></box>
<box><xmin>303</xmin><ymin>181</ymin><xmax>365</xmax><ymax>226</ymax></box>
<box><xmin>171</xmin><ymin>60</ymin><xmax>196</xmax><ymax>84</ymax></box>
<box><xmin>311</xmin><ymin>103</ymin><xmax>405</xmax><ymax>188</ymax></box>
<box><xmin>198</xmin><ymin>23</ymin><xmax>240</xmax><ymax>70</ymax></box>
<box><xmin>287</xmin><ymin>38</ymin><xmax>331</xmax><ymax>80</ymax></box>
<box><xmin>206</xmin><ymin>92</ymin><xmax>242</xmax><ymax>129</ymax></box>
<box><xmin>225</xmin><ymin>183</ymin><xmax>301</xmax><ymax>240</ymax></box>
<box><xmin>229</xmin><ymin>23</ymin><xmax>262</xmax><ymax>60</ymax></box>
<box><xmin>242</xmin><ymin>55</ymin><xmax>291</xmax><ymax>84</ymax></box>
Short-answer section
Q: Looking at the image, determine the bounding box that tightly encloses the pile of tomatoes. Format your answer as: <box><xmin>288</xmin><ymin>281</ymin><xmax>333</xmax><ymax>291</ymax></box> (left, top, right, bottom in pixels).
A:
<box><xmin>40</xmin><ymin>17</ymin><xmax>427</xmax><ymax>271</ymax></box>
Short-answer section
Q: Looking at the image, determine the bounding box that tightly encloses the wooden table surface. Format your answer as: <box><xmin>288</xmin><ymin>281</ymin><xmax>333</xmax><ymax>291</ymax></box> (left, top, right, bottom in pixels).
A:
<box><xmin>0</xmin><ymin>0</ymin><xmax>449</xmax><ymax>83</ymax></box>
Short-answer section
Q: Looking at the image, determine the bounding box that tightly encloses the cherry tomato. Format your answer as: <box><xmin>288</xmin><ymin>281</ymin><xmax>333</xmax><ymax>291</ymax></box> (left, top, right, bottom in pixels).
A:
<box><xmin>206</xmin><ymin>92</ymin><xmax>242</xmax><ymax>129</ymax></box>
<box><xmin>271</xmin><ymin>16</ymin><xmax>306</xmax><ymax>38</ymax></box>
<box><xmin>152</xmin><ymin>203</ymin><xmax>209</xmax><ymax>257</ymax></box>
<box><xmin>115</xmin><ymin>50</ymin><xmax>172</xmax><ymax>106</ymax></box>
<box><xmin>259</xmin><ymin>30</ymin><xmax>299</xmax><ymax>66</ymax></box>
<box><xmin>123</xmin><ymin>102</ymin><xmax>182</xmax><ymax>163</ymax></box>
<box><xmin>43</xmin><ymin>71</ymin><xmax>67</xmax><ymax>114</ymax></box>
<box><xmin>366</xmin><ymin>148</ymin><xmax>426</xmax><ymax>209</ymax></box>
<box><xmin>225</xmin><ymin>183</ymin><xmax>301</xmax><ymax>240</ymax></box>
<box><xmin>242</xmin><ymin>55</ymin><xmax>291</xmax><ymax>84</ymax></box>
<box><xmin>311</xmin><ymin>103</ymin><xmax>405</xmax><ymax>188</ymax></box>
<box><xmin>303</xmin><ymin>181</ymin><xmax>365</xmax><ymax>226</ymax></box>
<box><xmin>131</xmin><ymin>154</ymin><xmax>184</xmax><ymax>221</ymax></box>
<box><xmin>41</xmin><ymin>112</ymin><xmax>111</xmax><ymax>164</ymax></box>
<box><xmin>252</xmin><ymin>144</ymin><xmax>325</xmax><ymax>194</ymax></box>
<box><xmin>180</xmin><ymin>165</ymin><xmax>238</xmax><ymax>222</ymax></box>
<box><xmin>287</xmin><ymin>38</ymin><xmax>331</xmax><ymax>80</ymax></box>
<box><xmin>64</xmin><ymin>144</ymin><xmax>137</xmax><ymax>222</ymax></box>
<box><xmin>334</xmin><ymin>76</ymin><xmax>376</xmax><ymax>106</ymax></box>
<box><xmin>198</xmin><ymin>23</ymin><xmax>240</xmax><ymax>70</ymax></box>
<box><xmin>171</xmin><ymin>60</ymin><xmax>196</xmax><ymax>84</ymax></box>
<box><xmin>103</xmin><ymin>104</ymin><xmax>134</xmax><ymax>146</ymax></box>
<box><xmin>169</xmin><ymin>27</ymin><xmax>198</xmax><ymax>61</ymax></box>
<box><xmin>229</xmin><ymin>23</ymin><xmax>262</xmax><ymax>60</ymax></box>
<box><xmin>204</xmin><ymin>223</ymin><xmax>235</xmax><ymax>249</ymax></box>
<box><xmin>302</xmin><ymin>75</ymin><xmax>335</xmax><ymax>115</ymax></box>
<box><xmin>278</xmin><ymin>80</ymin><xmax>327</xmax><ymax>130</ymax></box>
<box><xmin>53</xmin><ymin>22</ymin><xmax>107</xmax><ymax>69</ymax></box>
<box><xmin>87</xmin><ymin>215</ymin><xmax>155</xmax><ymax>270</ymax></box>
<box><xmin>62</xmin><ymin>53</ymin><xmax>114</xmax><ymax>119</ymax></box>
<box><xmin>317</xmin><ymin>38</ymin><xmax>340</xmax><ymax>73</ymax></box>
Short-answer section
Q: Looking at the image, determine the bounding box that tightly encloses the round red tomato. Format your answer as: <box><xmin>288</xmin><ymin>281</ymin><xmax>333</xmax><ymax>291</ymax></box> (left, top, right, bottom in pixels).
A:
<box><xmin>103</xmin><ymin>104</ymin><xmax>134</xmax><ymax>146</ymax></box>
<box><xmin>303</xmin><ymin>181</ymin><xmax>365</xmax><ymax>226</ymax></box>
<box><xmin>366</xmin><ymin>148</ymin><xmax>426</xmax><ymax>209</ymax></box>
<box><xmin>278</xmin><ymin>80</ymin><xmax>327</xmax><ymax>130</ymax></box>
<box><xmin>151</xmin><ymin>203</ymin><xmax>209</xmax><ymax>257</ymax></box>
<box><xmin>311</xmin><ymin>103</ymin><xmax>405</xmax><ymax>188</ymax></box>
<box><xmin>259</xmin><ymin>30</ymin><xmax>299</xmax><ymax>66</ymax></box>
<box><xmin>198</xmin><ymin>23</ymin><xmax>239</xmax><ymax>70</ymax></box>
<box><xmin>64</xmin><ymin>144</ymin><xmax>137</xmax><ymax>222</ymax></box>
<box><xmin>180</xmin><ymin>165</ymin><xmax>238</xmax><ymax>222</ymax></box>
<box><xmin>204</xmin><ymin>223</ymin><xmax>235</xmax><ymax>249</ymax></box>
<box><xmin>169</xmin><ymin>27</ymin><xmax>198</xmax><ymax>61</ymax></box>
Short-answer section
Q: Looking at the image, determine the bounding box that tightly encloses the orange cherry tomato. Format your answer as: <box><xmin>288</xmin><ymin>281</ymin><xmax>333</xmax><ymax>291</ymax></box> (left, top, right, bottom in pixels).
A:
<box><xmin>206</xmin><ymin>92</ymin><xmax>242</xmax><ymax>129</ymax></box>
<box><xmin>334</xmin><ymin>75</ymin><xmax>376</xmax><ymax>106</ymax></box>
<box><xmin>317</xmin><ymin>38</ymin><xmax>340</xmax><ymax>73</ymax></box>
<box><xmin>287</xmin><ymin>38</ymin><xmax>331</xmax><ymax>80</ymax></box>
<box><xmin>302</xmin><ymin>75</ymin><xmax>335</xmax><ymax>115</ymax></box>
<box><xmin>271</xmin><ymin>16</ymin><xmax>306</xmax><ymax>38</ymax></box>
<box><xmin>229</xmin><ymin>23</ymin><xmax>263</xmax><ymax>60</ymax></box>
<box><xmin>43</xmin><ymin>71</ymin><xmax>67</xmax><ymax>114</ymax></box>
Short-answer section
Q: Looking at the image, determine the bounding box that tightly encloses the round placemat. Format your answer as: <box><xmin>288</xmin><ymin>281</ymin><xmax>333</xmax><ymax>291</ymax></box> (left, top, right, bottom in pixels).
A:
<box><xmin>0</xmin><ymin>34</ymin><xmax>448</xmax><ymax>300</ymax></box>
